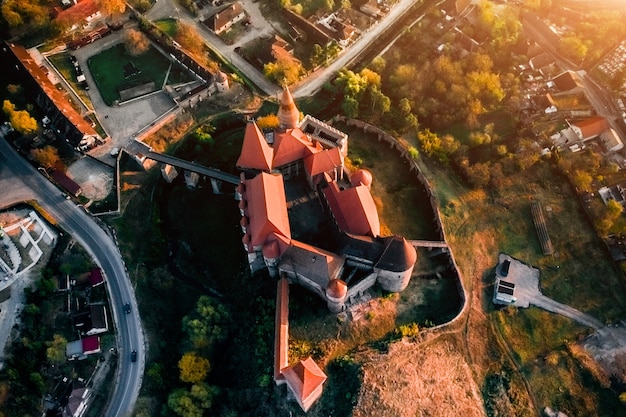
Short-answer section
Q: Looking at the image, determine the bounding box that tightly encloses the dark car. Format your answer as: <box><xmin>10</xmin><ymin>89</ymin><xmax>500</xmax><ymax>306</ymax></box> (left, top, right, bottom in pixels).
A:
<box><xmin>131</xmin><ymin>350</ymin><xmax>137</xmax><ymax>362</ymax></box>
<box><xmin>124</xmin><ymin>303</ymin><xmax>131</xmax><ymax>314</ymax></box>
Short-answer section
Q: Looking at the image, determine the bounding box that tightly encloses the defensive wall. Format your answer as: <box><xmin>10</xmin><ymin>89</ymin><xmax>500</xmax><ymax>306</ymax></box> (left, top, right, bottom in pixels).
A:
<box><xmin>332</xmin><ymin>116</ymin><xmax>469</xmax><ymax>336</ymax></box>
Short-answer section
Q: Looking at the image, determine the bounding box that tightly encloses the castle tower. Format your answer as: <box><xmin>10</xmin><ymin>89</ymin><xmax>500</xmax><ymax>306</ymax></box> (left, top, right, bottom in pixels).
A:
<box><xmin>277</xmin><ymin>87</ymin><xmax>300</xmax><ymax>129</ymax></box>
<box><xmin>215</xmin><ymin>71</ymin><xmax>229</xmax><ymax>92</ymax></box>
<box><xmin>325</xmin><ymin>279</ymin><xmax>347</xmax><ymax>313</ymax></box>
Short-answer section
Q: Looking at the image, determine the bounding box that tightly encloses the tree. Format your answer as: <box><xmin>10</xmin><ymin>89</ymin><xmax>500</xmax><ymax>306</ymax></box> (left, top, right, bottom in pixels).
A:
<box><xmin>96</xmin><ymin>0</ymin><xmax>126</xmax><ymax>19</ymax></box>
<box><xmin>341</xmin><ymin>96</ymin><xmax>359</xmax><ymax>119</ymax></box>
<box><xmin>46</xmin><ymin>334</ymin><xmax>67</xmax><ymax>365</ymax></box>
<box><xmin>167</xmin><ymin>384</ymin><xmax>218</xmax><ymax>417</ymax></box>
<box><xmin>124</xmin><ymin>29</ymin><xmax>150</xmax><ymax>56</ymax></box>
<box><xmin>3</xmin><ymin>100</ymin><xmax>37</xmax><ymax>135</ymax></box>
<box><xmin>572</xmin><ymin>170</ymin><xmax>593</xmax><ymax>191</ymax></box>
<box><xmin>264</xmin><ymin>57</ymin><xmax>303</xmax><ymax>86</ymax></box>
<box><xmin>168</xmin><ymin>389</ymin><xmax>202</xmax><ymax>417</ymax></box>
<box><xmin>1</xmin><ymin>0</ymin><xmax>48</xmax><ymax>28</ymax></box>
<box><xmin>255</xmin><ymin>115</ymin><xmax>279</xmax><ymax>130</ymax></box>
<box><xmin>178</xmin><ymin>352</ymin><xmax>210</xmax><ymax>383</ymax></box>
<box><xmin>176</xmin><ymin>22</ymin><xmax>205</xmax><ymax>57</ymax></box>
<box><xmin>182</xmin><ymin>296</ymin><xmax>230</xmax><ymax>351</ymax></box>
<box><xmin>31</xmin><ymin>146</ymin><xmax>60</xmax><ymax>170</ymax></box>
<box><xmin>30</xmin><ymin>147</ymin><xmax>57</xmax><ymax>171</ymax></box>
<box><xmin>191</xmin><ymin>124</ymin><xmax>215</xmax><ymax>144</ymax></box>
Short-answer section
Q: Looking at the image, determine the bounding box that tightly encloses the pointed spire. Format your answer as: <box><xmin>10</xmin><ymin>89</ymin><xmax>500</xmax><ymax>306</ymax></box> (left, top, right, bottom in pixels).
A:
<box><xmin>277</xmin><ymin>87</ymin><xmax>300</xmax><ymax>129</ymax></box>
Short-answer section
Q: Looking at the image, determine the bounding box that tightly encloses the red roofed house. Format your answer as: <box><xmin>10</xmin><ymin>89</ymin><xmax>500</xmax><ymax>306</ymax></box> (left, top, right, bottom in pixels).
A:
<box><xmin>569</xmin><ymin>116</ymin><xmax>610</xmax><ymax>141</ymax></box>
<box><xmin>53</xmin><ymin>0</ymin><xmax>102</xmax><ymax>32</ymax></box>
<box><xmin>204</xmin><ymin>2</ymin><xmax>246</xmax><ymax>35</ymax></box>
<box><xmin>282</xmin><ymin>358</ymin><xmax>327</xmax><ymax>412</ymax></box>
<box><xmin>1</xmin><ymin>42</ymin><xmax>102</xmax><ymax>149</ymax></box>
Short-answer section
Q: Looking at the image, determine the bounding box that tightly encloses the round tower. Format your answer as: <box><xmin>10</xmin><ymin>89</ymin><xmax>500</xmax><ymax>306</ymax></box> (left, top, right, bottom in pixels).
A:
<box><xmin>215</xmin><ymin>71</ymin><xmax>229</xmax><ymax>92</ymax></box>
<box><xmin>277</xmin><ymin>87</ymin><xmax>300</xmax><ymax>129</ymax></box>
<box><xmin>350</xmin><ymin>169</ymin><xmax>373</xmax><ymax>189</ymax></box>
<box><xmin>325</xmin><ymin>279</ymin><xmax>348</xmax><ymax>313</ymax></box>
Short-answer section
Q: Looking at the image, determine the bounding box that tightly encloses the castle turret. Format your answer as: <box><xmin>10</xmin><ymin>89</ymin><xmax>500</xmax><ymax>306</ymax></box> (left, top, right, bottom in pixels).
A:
<box><xmin>215</xmin><ymin>71</ymin><xmax>229</xmax><ymax>92</ymax></box>
<box><xmin>375</xmin><ymin>236</ymin><xmax>417</xmax><ymax>292</ymax></box>
<box><xmin>325</xmin><ymin>279</ymin><xmax>347</xmax><ymax>313</ymax></box>
<box><xmin>277</xmin><ymin>87</ymin><xmax>300</xmax><ymax>129</ymax></box>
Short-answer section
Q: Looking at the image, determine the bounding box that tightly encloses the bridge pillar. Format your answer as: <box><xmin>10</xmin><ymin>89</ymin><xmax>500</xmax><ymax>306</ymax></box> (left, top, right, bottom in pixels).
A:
<box><xmin>161</xmin><ymin>164</ymin><xmax>178</xmax><ymax>183</ymax></box>
<box><xmin>210</xmin><ymin>178</ymin><xmax>222</xmax><ymax>194</ymax></box>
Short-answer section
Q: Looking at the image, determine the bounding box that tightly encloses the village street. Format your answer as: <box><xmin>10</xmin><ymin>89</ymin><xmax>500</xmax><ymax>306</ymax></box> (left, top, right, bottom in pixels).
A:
<box><xmin>144</xmin><ymin>0</ymin><xmax>434</xmax><ymax>98</ymax></box>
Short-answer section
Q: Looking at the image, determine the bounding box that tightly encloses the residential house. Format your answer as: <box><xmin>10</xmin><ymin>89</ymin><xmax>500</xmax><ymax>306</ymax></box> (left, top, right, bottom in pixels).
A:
<box><xmin>66</xmin><ymin>335</ymin><xmax>101</xmax><ymax>360</ymax></box>
<box><xmin>51</xmin><ymin>170</ymin><xmax>83</xmax><ymax>197</ymax></box>
<box><xmin>72</xmin><ymin>304</ymin><xmax>109</xmax><ymax>336</ymax></box>
<box><xmin>569</xmin><ymin>116</ymin><xmax>610</xmax><ymax>141</ymax></box>
<box><xmin>550</xmin><ymin>70</ymin><xmax>584</xmax><ymax>93</ymax></box>
<box><xmin>53</xmin><ymin>0</ymin><xmax>102</xmax><ymax>32</ymax></box>
<box><xmin>204</xmin><ymin>2</ymin><xmax>246</xmax><ymax>35</ymax></box>
<box><xmin>1</xmin><ymin>42</ymin><xmax>102</xmax><ymax>148</ymax></box>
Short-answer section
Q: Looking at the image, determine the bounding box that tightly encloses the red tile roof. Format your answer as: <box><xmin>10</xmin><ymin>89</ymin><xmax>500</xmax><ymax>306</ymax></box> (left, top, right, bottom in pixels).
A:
<box><xmin>272</xmin><ymin>128</ymin><xmax>320</xmax><ymax>168</ymax></box>
<box><xmin>350</xmin><ymin>169</ymin><xmax>372</xmax><ymax>187</ymax></box>
<box><xmin>323</xmin><ymin>182</ymin><xmax>380</xmax><ymax>237</ymax></box>
<box><xmin>283</xmin><ymin>357</ymin><xmax>327</xmax><ymax>412</ymax></box>
<box><xmin>304</xmin><ymin>147</ymin><xmax>342</xmax><ymax>178</ymax></box>
<box><xmin>278</xmin><ymin>87</ymin><xmax>300</xmax><ymax>129</ymax></box>
<box><xmin>274</xmin><ymin>277</ymin><xmax>289</xmax><ymax>383</ymax></box>
<box><xmin>7</xmin><ymin>43</ymin><xmax>98</xmax><ymax>140</ymax></box>
<box><xmin>54</xmin><ymin>0</ymin><xmax>100</xmax><ymax>24</ymax></box>
<box><xmin>243</xmin><ymin>172</ymin><xmax>291</xmax><ymax>253</ymax></box>
<box><xmin>574</xmin><ymin>116</ymin><xmax>609</xmax><ymax>139</ymax></box>
<box><xmin>81</xmin><ymin>335</ymin><xmax>100</xmax><ymax>354</ymax></box>
<box><xmin>236</xmin><ymin>122</ymin><xmax>273</xmax><ymax>170</ymax></box>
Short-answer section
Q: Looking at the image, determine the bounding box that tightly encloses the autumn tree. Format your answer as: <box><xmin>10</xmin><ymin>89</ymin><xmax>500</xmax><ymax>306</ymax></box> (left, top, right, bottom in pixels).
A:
<box><xmin>46</xmin><ymin>334</ymin><xmax>67</xmax><ymax>365</ymax></box>
<box><xmin>96</xmin><ymin>0</ymin><xmax>126</xmax><ymax>19</ymax></box>
<box><xmin>178</xmin><ymin>352</ymin><xmax>210</xmax><ymax>383</ymax></box>
<box><xmin>3</xmin><ymin>100</ymin><xmax>37</xmax><ymax>135</ymax></box>
<box><xmin>124</xmin><ymin>29</ymin><xmax>150</xmax><ymax>56</ymax></box>
<box><xmin>1</xmin><ymin>0</ymin><xmax>48</xmax><ymax>29</ymax></box>
<box><xmin>264</xmin><ymin>57</ymin><xmax>304</xmax><ymax>86</ymax></box>
<box><xmin>176</xmin><ymin>22</ymin><xmax>204</xmax><ymax>54</ymax></box>
<box><xmin>572</xmin><ymin>170</ymin><xmax>593</xmax><ymax>191</ymax></box>
<box><xmin>31</xmin><ymin>146</ymin><xmax>61</xmax><ymax>170</ymax></box>
<box><xmin>256</xmin><ymin>114</ymin><xmax>280</xmax><ymax>130</ymax></box>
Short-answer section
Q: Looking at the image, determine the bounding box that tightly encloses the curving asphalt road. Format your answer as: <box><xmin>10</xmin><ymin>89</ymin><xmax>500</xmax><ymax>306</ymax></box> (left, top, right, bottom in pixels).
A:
<box><xmin>0</xmin><ymin>137</ymin><xmax>144</xmax><ymax>417</ymax></box>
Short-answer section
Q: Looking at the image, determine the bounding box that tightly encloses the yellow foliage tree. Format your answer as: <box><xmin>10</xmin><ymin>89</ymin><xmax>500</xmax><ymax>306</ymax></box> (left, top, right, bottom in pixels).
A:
<box><xmin>3</xmin><ymin>100</ymin><xmax>37</xmax><ymax>135</ymax></box>
<box><xmin>178</xmin><ymin>352</ymin><xmax>210</xmax><ymax>383</ymax></box>
<box><xmin>31</xmin><ymin>146</ymin><xmax>61</xmax><ymax>170</ymax></box>
<box><xmin>255</xmin><ymin>114</ymin><xmax>279</xmax><ymax>130</ymax></box>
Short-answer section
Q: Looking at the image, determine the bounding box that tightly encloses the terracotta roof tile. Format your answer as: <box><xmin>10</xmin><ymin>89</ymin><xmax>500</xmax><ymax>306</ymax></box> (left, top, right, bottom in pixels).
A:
<box><xmin>236</xmin><ymin>122</ymin><xmax>274</xmax><ymax>170</ymax></box>
<box><xmin>243</xmin><ymin>172</ymin><xmax>291</xmax><ymax>251</ymax></box>
<box><xmin>283</xmin><ymin>357</ymin><xmax>327</xmax><ymax>412</ymax></box>
<box><xmin>304</xmin><ymin>147</ymin><xmax>342</xmax><ymax>178</ymax></box>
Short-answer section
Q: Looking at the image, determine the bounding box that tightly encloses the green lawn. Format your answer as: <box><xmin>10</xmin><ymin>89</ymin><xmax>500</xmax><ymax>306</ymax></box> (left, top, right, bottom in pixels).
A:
<box><xmin>87</xmin><ymin>43</ymin><xmax>192</xmax><ymax>105</ymax></box>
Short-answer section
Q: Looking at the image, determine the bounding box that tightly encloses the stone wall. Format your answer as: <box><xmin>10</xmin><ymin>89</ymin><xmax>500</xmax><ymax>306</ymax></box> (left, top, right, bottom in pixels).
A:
<box><xmin>331</xmin><ymin>116</ymin><xmax>469</xmax><ymax>333</ymax></box>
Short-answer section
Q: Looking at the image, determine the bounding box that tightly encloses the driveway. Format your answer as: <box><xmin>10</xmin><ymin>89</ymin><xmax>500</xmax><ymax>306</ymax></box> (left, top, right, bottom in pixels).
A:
<box><xmin>496</xmin><ymin>253</ymin><xmax>603</xmax><ymax>330</ymax></box>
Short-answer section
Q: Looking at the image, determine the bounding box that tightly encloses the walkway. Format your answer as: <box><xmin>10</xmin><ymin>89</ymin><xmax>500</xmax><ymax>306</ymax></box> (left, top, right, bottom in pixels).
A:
<box><xmin>532</xmin><ymin>294</ymin><xmax>604</xmax><ymax>330</ymax></box>
<box><xmin>145</xmin><ymin>151</ymin><xmax>240</xmax><ymax>184</ymax></box>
